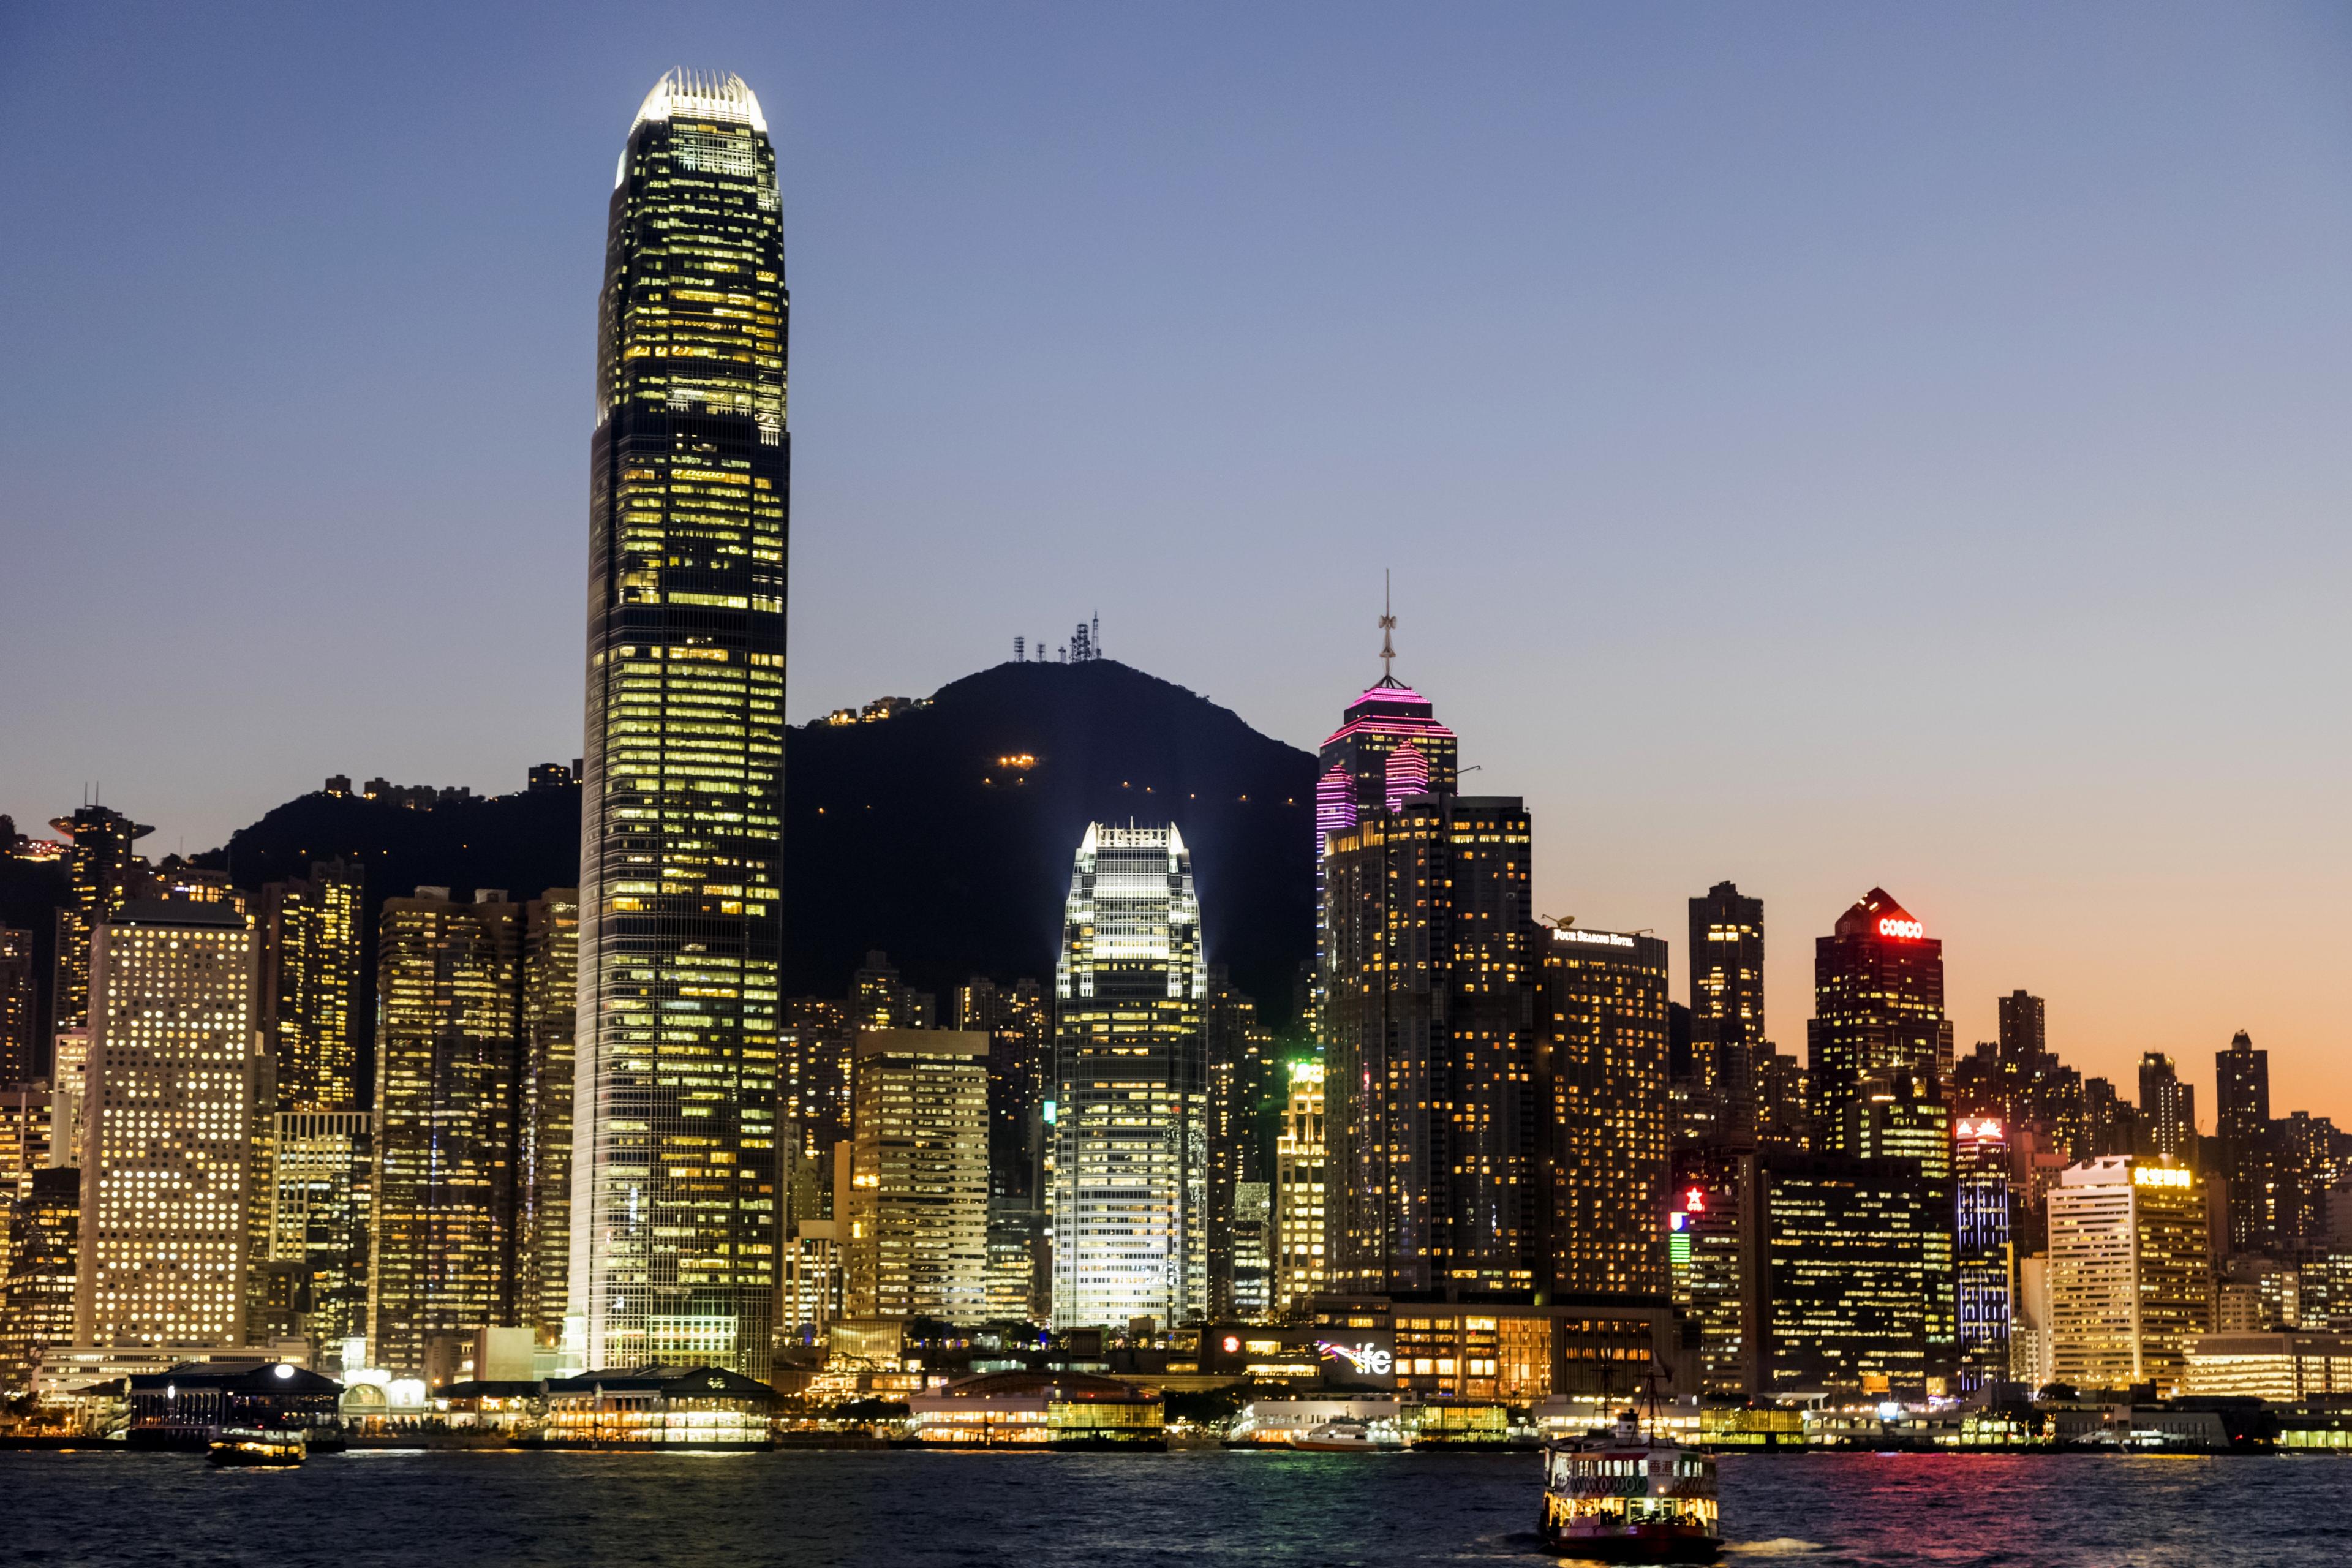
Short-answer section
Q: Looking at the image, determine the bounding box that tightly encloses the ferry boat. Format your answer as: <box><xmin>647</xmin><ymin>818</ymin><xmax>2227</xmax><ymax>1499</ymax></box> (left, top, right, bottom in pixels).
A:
<box><xmin>207</xmin><ymin>1428</ymin><xmax>307</xmax><ymax>1468</ymax></box>
<box><xmin>1540</xmin><ymin>1409</ymin><xmax>1720</xmax><ymax>1562</ymax></box>
<box><xmin>1284</xmin><ymin>1417</ymin><xmax>1405</xmax><ymax>1453</ymax></box>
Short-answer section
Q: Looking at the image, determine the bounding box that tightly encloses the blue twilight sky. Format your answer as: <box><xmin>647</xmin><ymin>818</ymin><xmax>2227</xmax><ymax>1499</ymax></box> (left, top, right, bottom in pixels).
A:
<box><xmin>2</xmin><ymin>3</ymin><xmax>2348</xmax><ymax>1117</ymax></box>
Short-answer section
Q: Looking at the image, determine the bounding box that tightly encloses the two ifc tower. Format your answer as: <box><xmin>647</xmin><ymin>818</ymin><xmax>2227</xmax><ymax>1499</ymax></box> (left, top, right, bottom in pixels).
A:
<box><xmin>578</xmin><ymin>71</ymin><xmax>788</xmax><ymax>1378</ymax></box>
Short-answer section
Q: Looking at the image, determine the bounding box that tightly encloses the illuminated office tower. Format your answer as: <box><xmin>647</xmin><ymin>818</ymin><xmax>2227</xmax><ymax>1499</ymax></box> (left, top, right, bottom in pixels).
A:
<box><xmin>2048</xmin><ymin>1155</ymin><xmax>2212</xmax><ymax>1395</ymax></box>
<box><xmin>518</xmin><ymin>891</ymin><xmax>578</xmax><ymax>1344</ymax></box>
<box><xmin>370</xmin><ymin>890</ymin><xmax>519</xmax><ymax>1377</ymax></box>
<box><xmin>0</xmin><ymin>1168</ymin><xmax>80</xmax><ymax>1392</ymax></box>
<box><xmin>1310</xmin><ymin>616</ymin><xmax>1458</xmax><ymax>1033</ymax></box>
<box><xmin>1687</xmin><ymin>883</ymin><xmax>1764</xmax><ymax>1136</ymax></box>
<box><xmin>2215</xmin><ymin>1031</ymin><xmax>2274</xmax><ymax>1254</ymax></box>
<box><xmin>268</xmin><ymin>1111</ymin><xmax>372</xmax><ymax>1365</ymax></box>
<box><xmin>1231</xmin><ymin>1181</ymin><xmax>1272</xmax><ymax>1319</ymax></box>
<box><xmin>1274</xmin><ymin>1061</ymin><xmax>1327</xmax><ymax>1317</ymax></box>
<box><xmin>48</xmin><ymin>804</ymin><xmax>152</xmax><ymax>1042</ymax></box>
<box><xmin>1807</xmin><ymin>889</ymin><xmax>1953</xmax><ymax>1153</ymax></box>
<box><xmin>1668</xmin><ymin>1150</ymin><xmax>1747</xmax><ymax>1395</ymax></box>
<box><xmin>75</xmin><ymin>900</ymin><xmax>261</xmax><ymax>1351</ymax></box>
<box><xmin>2138</xmin><ymin>1054</ymin><xmax>2196</xmax><ymax>1161</ymax></box>
<box><xmin>842</xmin><ymin>1029</ymin><xmax>989</xmax><ymax>1321</ymax></box>
<box><xmin>1204</xmin><ymin>967</ymin><xmax>1271</xmax><ymax>1318</ymax></box>
<box><xmin>1540</xmin><ymin>926</ymin><xmax>1672</xmax><ymax>1297</ymax></box>
<box><xmin>0</xmin><ymin>1085</ymin><xmax>49</xmax><ymax>1205</ymax></box>
<box><xmin>854</xmin><ymin>951</ymin><xmax>934</xmax><ymax>1030</ymax></box>
<box><xmin>576</xmin><ymin>67</ymin><xmax>788</xmax><ymax>1377</ymax></box>
<box><xmin>957</xmin><ymin>976</ymin><xmax>1048</xmax><ymax>1205</ymax></box>
<box><xmin>1746</xmin><ymin>1152</ymin><xmax>1941</xmax><ymax>1398</ymax></box>
<box><xmin>1051</xmin><ymin>824</ymin><xmax>1208</xmax><ymax>1330</ymax></box>
<box><xmin>782</xmin><ymin>997</ymin><xmax>854</xmax><ymax>1161</ymax></box>
<box><xmin>257</xmin><ymin>861</ymin><xmax>363</xmax><ymax>1110</ymax></box>
<box><xmin>1953</xmin><ymin>1117</ymin><xmax>2013</xmax><ymax>1392</ymax></box>
<box><xmin>0</xmin><ymin>927</ymin><xmax>34</xmax><ymax>1082</ymax></box>
<box><xmin>1324</xmin><ymin>796</ymin><xmax>1536</xmax><ymax>1294</ymax></box>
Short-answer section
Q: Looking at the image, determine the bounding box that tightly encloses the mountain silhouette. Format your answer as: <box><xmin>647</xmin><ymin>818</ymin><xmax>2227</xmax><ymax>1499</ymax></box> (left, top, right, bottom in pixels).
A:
<box><xmin>199</xmin><ymin>658</ymin><xmax>1316</xmax><ymax>1072</ymax></box>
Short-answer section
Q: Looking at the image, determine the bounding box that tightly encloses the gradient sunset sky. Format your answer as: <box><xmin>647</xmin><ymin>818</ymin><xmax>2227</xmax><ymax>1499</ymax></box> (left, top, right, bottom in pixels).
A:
<box><xmin>2</xmin><ymin>3</ymin><xmax>2347</xmax><ymax>1121</ymax></box>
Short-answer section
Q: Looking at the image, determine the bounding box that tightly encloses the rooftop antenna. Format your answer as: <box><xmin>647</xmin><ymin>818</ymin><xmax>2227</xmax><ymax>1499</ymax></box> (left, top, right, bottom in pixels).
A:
<box><xmin>1379</xmin><ymin>569</ymin><xmax>1397</xmax><ymax>682</ymax></box>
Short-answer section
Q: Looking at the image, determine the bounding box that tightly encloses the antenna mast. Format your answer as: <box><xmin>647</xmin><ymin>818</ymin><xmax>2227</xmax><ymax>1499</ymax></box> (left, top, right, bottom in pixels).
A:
<box><xmin>1379</xmin><ymin>568</ymin><xmax>1397</xmax><ymax>682</ymax></box>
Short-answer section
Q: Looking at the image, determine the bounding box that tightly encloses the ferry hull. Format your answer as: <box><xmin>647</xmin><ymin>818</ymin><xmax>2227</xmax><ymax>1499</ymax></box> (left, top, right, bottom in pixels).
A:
<box><xmin>1540</xmin><ymin>1520</ymin><xmax>1721</xmax><ymax>1563</ymax></box>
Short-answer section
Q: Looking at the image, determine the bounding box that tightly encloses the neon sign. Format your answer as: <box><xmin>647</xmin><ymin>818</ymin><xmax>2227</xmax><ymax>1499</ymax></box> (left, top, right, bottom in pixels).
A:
<box><xmin>1316</xmin><ymin>1340</ymin><xmax>1393</xmax><ymax>1376</ymax></box>
<box><xmin>1684</xmin><ymin>1187</ymin><xmax>1706</xmax><ymax>1213</ymax></box>
<box><xmin>1877</xmin><ymin>918</ymin><xmax>1923</xmax><ymax>940</ymax></box>
<box><xmin>2133</xmin><ymin>1166</ymin><xmax>2191</xmax><ymax>1189</ymax></box>
<box><xmin>1221</xmin><ymin>1335</ymin><xmax>1241</xmax><ymax>1353</ymax></box>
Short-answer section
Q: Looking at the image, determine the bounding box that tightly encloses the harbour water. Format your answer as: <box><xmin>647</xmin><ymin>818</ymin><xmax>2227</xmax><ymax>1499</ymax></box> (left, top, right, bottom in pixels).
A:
<box><xmin>8</xmin><ymin>1449</ymin><xmax>2350</xmax><ymax>1566</ymax></box>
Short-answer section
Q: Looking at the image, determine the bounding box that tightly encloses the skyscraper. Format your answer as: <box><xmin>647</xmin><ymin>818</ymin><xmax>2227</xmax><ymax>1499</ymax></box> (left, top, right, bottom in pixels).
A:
<box><xmin>1274</xmin><ymin>1060</ymin><xmax>1327</xmax><ymax>1317</ymax></box>
<box><xmin>1687</xmin><ymin>883</ymin><xmax>1765</xmax><ymax>1135</ymax></box>
<box><xmin>519</xmin><ymin>890</ymin><xmax>579</xmax><ymax>1346</ymax></box>
<box><xmin>1807</xmin><ymin>889</ymin><xmax>1952</xmax><ymax>1153</ymax></box>
<box><xmin>842</xmin><ymin>1029</ymin><xmax>989</xmax><ymax>1322</ymax></box>
<box><xmin>2215</xmin><ymin>1030</ymin><xmax>2273</xmax><ymax>1254</ymax></box>
<box><xmin>257</xmin><ymin>860</ymin><xmax>364</xmax><ymax>1110</ymax></box>
<box><xmin>0</xmin><ymin>927</ymin><xmax>35</xmax><ymax>1083</ymax></box>
<box><xmin>1204</xmin><ymin>967</ymin><xmax>1270</xmax><ymax>1318</ymax></box>
<box><xmin>1324</xmin><ymin>794</ymin><xmax>1537</xmax><ymax>1294</ymax></box>
<box><xmin>75</xmin><ymin>899</ymin><xmax>261</xmax><ymax>1352</ymax></box>
<box><xmin>577</xmin><ymin>69</ymin><xmax>788</xmax><ymax>1378</ymax></box>
<box><xmin>48</xmin><ymin>804</ymin><xmax>151</xmax><ymax>1044</ymax></box>
<box><xmin>268</xmin><ymin>1110</ymin><xmax>373</xmax><ymax>1366</ymax></box>
<box><xmin>1953</xmin><ymin>1116</ymin><xmax>2013</xmax><ymax>1392</ymax></box>
<box><xmin>2048</xmin><ymin>1155</ymin><xmax>2212</xmax><ymax>1395</ymax></box>
<box><xmin>0</xmin><ymin>1168</ymin><xmax>79</xmax><ymax>1392</ymax></box>
<box><xmin>1744</xmin><ymin>1152</ymin><xmax>1942</xmax><ymax>1398</ymax></box>
<box><xmin>1050</xmin><ymin>823</ymin><xmax>1208</xmax><ymax>1330</ymax></box>
<box><xmin>2138</xmin><ymin>1052</ymin><xmax>2196</xmax><ymax>1162</ymax></box>
<box><xmin>1310</xmin><ymin>620</ymin><xmax>1458</xmax><ymax>1033</ymax></box>
<box><xmin>1540</xmin><ymin>926</ymin><xmax>1672</xmax><ymax>1297</ymax></box>
<box><xmin>370</xmin><ymin>890</ymin><xmax>519</xmax><ymax>1377</ymax></box>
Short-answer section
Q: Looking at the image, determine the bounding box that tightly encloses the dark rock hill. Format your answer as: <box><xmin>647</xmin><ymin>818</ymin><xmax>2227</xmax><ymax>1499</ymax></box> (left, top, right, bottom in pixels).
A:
<box><xmin>198</xmin><ymin>658</ymin><xmax>1316</xmax><ymax>1030</ymax></box>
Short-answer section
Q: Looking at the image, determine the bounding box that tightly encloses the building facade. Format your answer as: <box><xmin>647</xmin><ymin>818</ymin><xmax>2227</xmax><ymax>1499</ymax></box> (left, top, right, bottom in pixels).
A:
<box><xmin>270</xmin><ymin>1110</ymin><xmax>373</xmax><ymax>1365</ymax></box>
<box><xmin>369</xmin><ymin>890</ymin><xmax>520</xmax><ymax>1376</ymax></box>
<box><xmin>1323</xmin><ymin>795</ymin><xmax>1537</xmax><ymax>1295</ymax></box>
<box><xmin>1808</xmin><ymin>890</ymin><xmax>1951</xmax><ymax>1153</ymax></box>
<box><xmin>1050</xmin><ymin>823</ymin><xmax>1208</xmax><ymax>1330</ymax></box>
<box><xmin>1686</xmin><ymin>882</ymin><xmax>1765</xmax><ymax>1138</ymax></box>
<box><xmin>47</xmin><ymin>805</ymin><xmax>153</xmax><ymax>1046</ymax></box>
<box><xmin>0</xmin><ymin>1166</ymin><xmax>80</xmax><ymax>1392</ymax></box>
<box><xmin>0</xmin><ymin>926</ymin><xmax>35</xmax><ymax>1083</ymax></box>
<box><xmin>2047</xmin><ymin>1155</ymin><xmax>2213</xmax><ymax>1395</ymax></box>
<box><xmin>1540</xmin><ymin>926</ymin><xmax>1670</xmax><ymax>1297</ymax></box>
<box><xmin>1274</xmin><ymin>1060</ymin><xmax>1327</xmax><ymax>1317</ymax></box>
<box><xmin>1953</xmin><ymin>1115</ymin><xmax>2013</xmax><ymax>1391</ymax></box>
<box><xmin>576</xmin><ymin>67</ymin><xmax>788</xmax><ymax>1377</ymax></box>
<box><xmin>843</xmin><ymin>1028</ymin><xmax>989</xmax><ymax>1322</ymax></box>
<box><xmin>1745</xmin><ymin>1152</ymin><xmax>1941</xmax><ymax>1398</ymax></box>
<box><xmin>519</xmin><ymin>890</ymin><xmax>578</xmax><ymax>1345</ymax></box>
<box><xmin>74</xmin><ymin>900</ymin><xmax>260</xmax><ymax>1351</ymax></box>
<box><xmin>256</xmin><ymin>860</ymin><xmax>363</xmax><ymax>1111</ymax></box>
<box><xmin>2215</xmin><ymin>1030</ymin><xmax>2273</xmax><ymax>1255</ymax></box>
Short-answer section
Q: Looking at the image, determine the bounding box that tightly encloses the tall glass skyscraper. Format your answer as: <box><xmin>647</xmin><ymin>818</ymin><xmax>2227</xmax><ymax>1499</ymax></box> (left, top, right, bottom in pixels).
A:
<box><xmin>1051</xmin><ymin>824</ymin><xmax>1207</xmax><ymax>1330</ymax></box>
<box><xmin>575</xmin><ymin>70</ymin><xmax>788</xmax><ymax>1377</ymax></box>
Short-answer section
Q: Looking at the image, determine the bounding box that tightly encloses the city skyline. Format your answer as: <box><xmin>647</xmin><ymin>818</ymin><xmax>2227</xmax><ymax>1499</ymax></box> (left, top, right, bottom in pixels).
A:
<box><xmin>2</xmin><ymin>4</ymin><xmax>2348</xmax><ymax>1129</ymax></box>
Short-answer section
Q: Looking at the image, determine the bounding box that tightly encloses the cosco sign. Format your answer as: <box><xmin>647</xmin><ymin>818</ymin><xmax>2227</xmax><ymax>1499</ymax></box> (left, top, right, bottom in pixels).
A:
<box><xmin>1877</xmin><ymin>918</ymin><xmax>1923</xmax><ymax>940</ymax></box>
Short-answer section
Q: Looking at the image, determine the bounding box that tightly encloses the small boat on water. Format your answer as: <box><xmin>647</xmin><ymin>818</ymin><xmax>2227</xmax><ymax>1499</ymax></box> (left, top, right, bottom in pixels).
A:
<box><xmin>208</xmin><ymin>1428</ymin><xmax>307</xmax><ymax>1468</ymax></box>
<box><xmin>1285</xmin><ymin>1417</ymin><xmax>1404</xmax><ymax>1453</ymax></box>
<box><xmin>1540</xmin><ymin>1409</ymin><xmax>1720</xmax><ymax>1562</ymax></box>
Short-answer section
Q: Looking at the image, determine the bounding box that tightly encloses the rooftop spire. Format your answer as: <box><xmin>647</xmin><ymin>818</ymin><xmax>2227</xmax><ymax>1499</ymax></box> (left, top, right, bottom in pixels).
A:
<box><xmin>1378</xmin><ymin>568</ymin><xmax>1398</xmax><ymax>685</ymax></box>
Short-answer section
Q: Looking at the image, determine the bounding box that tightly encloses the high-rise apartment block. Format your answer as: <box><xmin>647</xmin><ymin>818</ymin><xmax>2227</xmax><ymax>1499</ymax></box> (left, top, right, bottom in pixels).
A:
<box><xmin>577</xmin><ymin>68</ymin><xmax>788</xmax><ymax>1377</ymax></box>
<box><xmin>369</xmin><ymin>889</ymin><xmax>519</xmax><ymax>1377</ymax></box>
<box><xmin>1051</xmin><ymin>823</ymin><xmax>1208</xmax><ymax>1330</ymax></box>
<box><xmin>1274</xmin><ymin>1060</ymin><xmax>1327</xmax><ymax>1317</ymax></box>
<box><xmin>1809</xmin><ymin>890</ymin><xmax>1952</xmax><ymax>1152</ymax></box>
<box><xmin>2048</xmin><ymin>1155</ymin><xmax>2212</xmax><ymax>1395</ymax></box>
<box><xmin>257</xmin><ymin>861</ymin><xmax>363</xmax><ymax>1110</ymax></box>
<box><xmin>1324</xmin><ymin>794</ymin><xmax>1537</xmax><ymax>1295</ymax></box>
<box><xmin>1</xmin><ymin>1084</ymin><xmax>50</xmax><ymax>1204</ymax></box>
<box><xmin>74</xmin><ymin>899</ymin><xmax>260</xmax><ymax>1351</ymax></box>
<box><xmin>1687</xmin><ymin>883</ymin><xmax>1764</xmax><ymax>1136</ymax></box>
<box><xmin>1540</xmin><ymin>926</ymin><xmax>1670</xmax><ymax>1297</ymax></box>
<box><xmin>843</xmin><ymin>1029</ymin><xmax>989</xmax><ymax>1321</ymax></box>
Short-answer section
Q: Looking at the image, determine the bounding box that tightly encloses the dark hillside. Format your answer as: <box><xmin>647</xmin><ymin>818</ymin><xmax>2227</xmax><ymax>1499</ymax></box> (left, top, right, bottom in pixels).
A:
<box><xmin>187</xmin><ymin>658</ymin><xmax>1315</xmax><ymax>1044</ymax></box>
